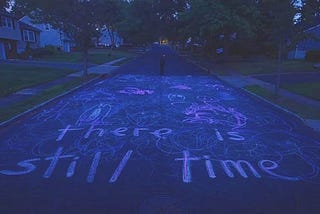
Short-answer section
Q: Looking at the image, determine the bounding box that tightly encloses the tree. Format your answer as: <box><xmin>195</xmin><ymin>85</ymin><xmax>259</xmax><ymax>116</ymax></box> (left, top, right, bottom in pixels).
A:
<box><xmin>118</xmin><ymin>0</ymin><xmax>159</xmax><ymax>45</ymax></box>
<box><xmin>258</xmin><ymin>0</ymin><xmax>302</xmax><ymax>97</ymax></box>
<box><xmin>301</xmin><ymin>0</ymin><xmax>320</xmax><ymax>27</ymax></box>
<box><xmin>95</xmin><ymin>0</ymin><xmax>124</xmax><ymax>50</ymax></box>
<box><xmin>118</xmin><ymin>0</ymin><xmax>189</xmax><ymax>45</ymax></box>
<box><xmin>13</xmin><ymin>0</ymin><xmax>122</xmax><ymax>77</ymax></box>
<box><xmin>0</xmin><ymin>0</ymin><xmax>10</xmax><ymax>10</ymax></box>
<box><xmin>179</xmin><ymin>0</ymin><xmax>260</xmax><ymax>54</ymax></box>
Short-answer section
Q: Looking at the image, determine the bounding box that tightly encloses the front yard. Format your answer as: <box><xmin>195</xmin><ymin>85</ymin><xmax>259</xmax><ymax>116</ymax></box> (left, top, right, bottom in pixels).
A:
<box><xmin>35</xmin><ymin>49</ymin><xmax>138</xmax><ymax>65</ymax></box>
<box><xmin>214</xmin><ymin>59</ymin><xmax>317</xmax><ymax>76</ymax></box>
<box><xmin>0</xmin><ymin>77</ymin><xmax>91</xmax><ymax>122</ymax></box>
<box><xmin>0</xmin><ymin>63</ymin><xmax>98</xmax><ymax>122</ymax></box>
<box><xmin>0</xmin><ymin>64</ymin><xmax>76</xmax><ymax>97</ymax></box>
<box><xmin>282</xmin><ymin>82</ymin><xmax>320</xmax><ymax>101</ymax></box>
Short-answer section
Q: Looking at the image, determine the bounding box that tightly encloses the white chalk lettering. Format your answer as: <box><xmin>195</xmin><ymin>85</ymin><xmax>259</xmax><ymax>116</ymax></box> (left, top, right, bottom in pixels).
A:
<box><xmin>43</xmin><ymin>147</ymin><xmax>65</xmax><ymax>178</ymax></box>
<box><xmin>112</xmin><ymin>127</ymin><xmax>128</xmax><ymax>137</ymax></box>
<box><xmin>150</xmin><ymin>128</ymin><xmax>173</xmax><ymax>138</ymax></box>
<box><xmin>133</xmin><ymin>128</ymin><xmax>149</xmax><ymax>137</ymax></box>
<box><xmin>258</xmin><ymin>160</ymin><xmax>299</xmax><ymax>181</ymax></box>
<box><xmin>0</xmin><ymin>158</ymin><xmax>40</xmax><ymax>176</ymax></box>
<box><xmin>227</xmin><ymin>132</ymin><xmax>245</xmax><ymax>141</ymax></box>
<box><xmin>204</xmin><ymin>156</ymin><xmax>216</xmax><ymax>179</ymax></box>
<box><xmin>109</xmin><ymin>150</ymin><xmax>133</xmax><ymax>183</ymax></box>
<box><xmin>84</xmin><ymin>125</ymin><xmax>104</xmax><ymax>139</ymax></box>
<box><xmin>87</xmin><ymin>152</ymin><xmax>102</xmax><ymax>183</ymax></box>
<box><xmin>215</xmin><ymin>129</ymin><xmax>224</xmax><ymax>141</ymax></box>
<box><xmin>175</xmin><ymin>150</ymin><xmax>201</xmax><ymax>183</ymax></box>
<box><xmin>220</xmin><ymin>160</ymin><xmax>261</xmax><ymax>178</ymax></box>
<box><xmin>66</xmin><ymin>157</ymin><xmax>79</xmax><ymax>178</ymax></box>
<box><xmin>56</xmin><ymin>125</ymin><xmax>83</xmax><ymax>142</ymax></box>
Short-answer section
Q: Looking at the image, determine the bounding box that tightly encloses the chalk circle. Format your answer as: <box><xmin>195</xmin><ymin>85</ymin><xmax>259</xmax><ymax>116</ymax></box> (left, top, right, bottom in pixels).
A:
<box><xmin>168</xmin><ymin>94</ymin><xmax>186</xmax><ymax>102</ymax></box>
<box><xmin>167</xmin><ymin>129</ymin><xmax>217</xmax><ymax>152</ymax></box>
<box><xmin>250</xmin><ymin>131</ymin><xmax>305</xmax><ymax>153</ymax></box>
<box><xmin>298</xmin><ymin>146</ymin><xmax>320</xmax><ymax>168</ymax></box>
<box><xmin>76</xmin><ymin>103</ymin><xmax>112</xmax><ymax>126</ymax></box>
<box><xmin>127</xmin><ymin>111</ymin><xmax>162</xmax><ymax>127</ymax></box>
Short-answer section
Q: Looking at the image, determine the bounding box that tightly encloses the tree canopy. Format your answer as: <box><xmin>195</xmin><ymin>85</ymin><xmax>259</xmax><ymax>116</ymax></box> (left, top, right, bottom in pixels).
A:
<box><xmin>11</xmin><ymin>0</ymin><xmax>320</xmax><ymax>55</ymax></box>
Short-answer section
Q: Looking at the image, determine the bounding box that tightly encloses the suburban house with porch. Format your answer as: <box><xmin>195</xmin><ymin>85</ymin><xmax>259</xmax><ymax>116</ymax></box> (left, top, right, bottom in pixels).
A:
<box><xmin>19</xmin><ymin>16</ymin><xmax>74</xmax><ymax>52</ymax></box>
<box><xmin>0</xmin><ymin>11</ymin><xmax>41</xmax><ymax>60</ymax></box>
<box><xmin>288</xmin><ymin>24</ymin><xmax>320</xmax><ymax>59</ymax></box>
<box><xmin>96</xmin><ymin>28</ymin><xmax>123</xmax><ymax>48</ymax></box>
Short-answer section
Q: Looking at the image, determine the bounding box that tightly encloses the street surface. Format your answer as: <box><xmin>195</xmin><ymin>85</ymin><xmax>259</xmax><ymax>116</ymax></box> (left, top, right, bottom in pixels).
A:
<box><xmin>1</xmin><ymin>46</ymin><xmax>320</xmax><ymax>214</ymax></box>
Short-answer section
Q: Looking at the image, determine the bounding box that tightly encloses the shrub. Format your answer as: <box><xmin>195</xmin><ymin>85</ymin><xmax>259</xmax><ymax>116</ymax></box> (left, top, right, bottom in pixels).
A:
<box><xmin>305</xmin><ymin>50</ymin><xmax>320</xmax><ymax>62</ymax></box>
<box><xmin>31</xmin><ymin>46</ymin><xmax>57</xmax><ymax>58</ymax></box>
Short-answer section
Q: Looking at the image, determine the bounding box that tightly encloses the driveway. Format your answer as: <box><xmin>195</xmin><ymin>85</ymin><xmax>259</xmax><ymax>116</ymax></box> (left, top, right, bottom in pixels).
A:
<box><xmin>1</xmin><ymin>46</ymin><xmax>320</xmax><ymax>214</ymax></box>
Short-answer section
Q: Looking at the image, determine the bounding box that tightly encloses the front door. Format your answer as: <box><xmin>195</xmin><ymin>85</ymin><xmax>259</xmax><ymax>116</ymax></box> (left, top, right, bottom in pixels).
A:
<box><xmin>0</xmin><ymin>42</ymin><xmax>6</xmax><ymax>60</ymax></box>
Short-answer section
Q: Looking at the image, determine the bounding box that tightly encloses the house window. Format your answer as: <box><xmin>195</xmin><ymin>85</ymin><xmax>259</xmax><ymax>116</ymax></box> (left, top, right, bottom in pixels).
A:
<box><xmin>44</xmin><ymin>24</ymin><xmax>50</xmax><ymax>31</ymax></box>
<box><xmin>23</xmin><ymin>30</ymin><xmax>36</xmax><ymax>42</ymax></box>
<box><xmin>1</xmin><ymin>16</ymin><xmax>14</xmax><ymax>29</ymax></box>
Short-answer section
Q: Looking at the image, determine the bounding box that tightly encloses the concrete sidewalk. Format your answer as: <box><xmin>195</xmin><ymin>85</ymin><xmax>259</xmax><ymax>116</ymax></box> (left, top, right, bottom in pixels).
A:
<box><xmin>68</xmin><ymin>57</ymin><xmax>126</xmax><ymax>77</ymax></box>
<box><xmin>0</xmin><ymin>57</ymin><xmax>125</xmax><ymax>109</ymax></box>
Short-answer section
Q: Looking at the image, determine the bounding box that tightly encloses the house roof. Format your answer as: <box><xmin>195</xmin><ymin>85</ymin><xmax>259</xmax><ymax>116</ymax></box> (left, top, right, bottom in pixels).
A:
<box><xmin>19</xmin><ymin>21</ymin><xmax>42</xmax><ymax>32</ymax></box>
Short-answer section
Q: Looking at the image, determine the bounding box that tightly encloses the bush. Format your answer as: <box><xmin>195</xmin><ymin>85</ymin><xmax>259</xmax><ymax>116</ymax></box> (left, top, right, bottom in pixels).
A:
<box><xmin>305</xmin><ymin>50</ymin><xmax>320</xmax><ymax>62</ymax></box>
<box><xmin>31</xmin><ymin>46</ymin><xmax>57</xmax><ymax>58</ymax></box>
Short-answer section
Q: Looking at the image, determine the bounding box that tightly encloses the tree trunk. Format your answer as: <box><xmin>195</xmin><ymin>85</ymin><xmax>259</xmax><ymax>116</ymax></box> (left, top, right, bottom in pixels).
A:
<box><xmin>107</xmin><ymin>27</ymin><xmax>115</xmax><ymax>53</ymax></box>
<box><xmin>275</xmin><ymin>42</ymin><xmax>282</xmax><ymax>98</ymax></box>
<box><xmin>83</xmin><ymin>48</ymin><xmax>89</xmax><ymax>79</ymax></box>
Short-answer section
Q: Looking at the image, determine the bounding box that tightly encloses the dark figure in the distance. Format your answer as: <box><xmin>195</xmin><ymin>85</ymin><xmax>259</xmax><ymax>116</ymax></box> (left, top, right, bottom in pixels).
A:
<box><xmin>160</xmin><ymin>54</ymin><xmax>166</xmax><ymax>75</ymax></box>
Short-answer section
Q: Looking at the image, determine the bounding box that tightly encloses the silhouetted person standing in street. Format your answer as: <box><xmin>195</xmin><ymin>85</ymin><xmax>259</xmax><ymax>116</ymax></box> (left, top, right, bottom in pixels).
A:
<box><xmin>160</xmin><ymin>54</ymin><xmax>166</xmax><ymax>75</ymax></box>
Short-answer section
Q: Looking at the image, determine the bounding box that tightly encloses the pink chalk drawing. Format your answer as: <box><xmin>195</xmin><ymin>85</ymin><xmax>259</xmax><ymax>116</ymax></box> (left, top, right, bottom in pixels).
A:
<box><xmin>170</xmin><ymin>85</ymin><xmax>192</xmax><ymax>90</ymax></box>
<box><xmin>118</xmin><ymin>87</ymin><xmax>154</xmax><ymax>95</ymax></box>
<box><xmin>183</xmin><ymin>103</ymin><xmax>247</xmax><ymax>129</ymax></box>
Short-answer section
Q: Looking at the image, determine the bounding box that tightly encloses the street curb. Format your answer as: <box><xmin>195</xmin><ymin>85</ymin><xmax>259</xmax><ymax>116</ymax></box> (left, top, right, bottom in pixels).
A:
<box><xmin>185</xmin><ymin>55</ymin><xmax>319</xmax><ymax>133</ymax></box>
<box><xmin>0</xmin><ymin>76</ymin><xmax>100</xmax><ymax>128</ymax></box>
<box><xmin>241</xmin><ymin>87</ymin><xmax>305</xmax><ymax>122</ymax></box>
<box><xmin>240</xmin><ymin>88</ymin><xmax>320</xmax><ymax>135</ymax></box>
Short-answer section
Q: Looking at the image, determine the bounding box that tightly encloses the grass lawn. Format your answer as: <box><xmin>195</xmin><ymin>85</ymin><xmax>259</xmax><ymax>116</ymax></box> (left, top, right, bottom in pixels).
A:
<box><xmin>214</xmin><ymin>59</ymin><xmax>317</xmax><ymax>76</ymax></box>
<box><xmin>0</xmin><ymin>64</ymin><xmax>75</xmax><ymax>97</ymax></box>
<box><xmin>36</xmin><ymin>49</ymin><xmax>137</xmax><ymax>65</ymax></box>
<box><xmin>245</xmin><ymin>85</ymin><xmax>320</xmax><ymax>119</ymax></box>
<box><xmin>282</xmin><ymin>82</ymin><xmax>320</xmax><ymax>101</ymax></box>
<box><xmin>0</xmin><ymin>76</ymin><xmax>94</xmax><ymax>122</ymax></box>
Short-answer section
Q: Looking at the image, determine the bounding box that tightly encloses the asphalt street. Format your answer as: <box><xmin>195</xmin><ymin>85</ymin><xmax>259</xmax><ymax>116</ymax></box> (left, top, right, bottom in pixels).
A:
<box><xmin>1</xmin><ymin>46</ymin><xmax>320</xmax><ymax>214</ymax></box>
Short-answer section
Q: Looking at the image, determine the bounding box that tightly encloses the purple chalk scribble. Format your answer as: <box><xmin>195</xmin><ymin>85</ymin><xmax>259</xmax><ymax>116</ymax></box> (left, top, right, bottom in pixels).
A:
<box><xmin>183</xmin><ymin>103</ymin><xmax>247</xmax><ymax>129</ymax></box>
<box><xmin>118</xmin><ymin>87</ymin><xmax>154</xmax><ymax>95</ymax></box>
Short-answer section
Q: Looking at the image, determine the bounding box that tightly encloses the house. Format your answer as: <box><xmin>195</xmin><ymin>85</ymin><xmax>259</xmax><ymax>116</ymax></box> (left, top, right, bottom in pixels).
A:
<box><xmin>288</xmin><ymin>24</ymin><xmax>320</xmax><ymax>59</ymax></box>
<box><xmin>19</xmin><ymin>16</ymin><xmax>74</xmax><ymax>52</ymax></box>
<box><xmin>0</xmin><ymin>11</ymin><xmax>41</xmax><ymax>60</ymax></box>
<box><xmin>96</xmin><ymin>28</ymin><xmax>123</xmax><ymax>48</ymax></box>
<box><xmin>17</xmin><ymin>20</ymin><xmax>41</xmax><ymax>54</ymax></box>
